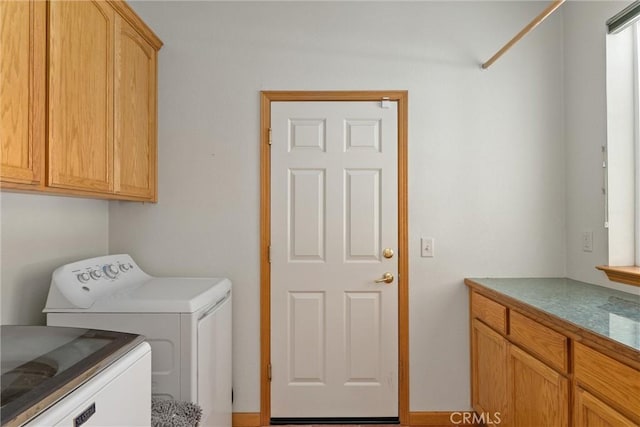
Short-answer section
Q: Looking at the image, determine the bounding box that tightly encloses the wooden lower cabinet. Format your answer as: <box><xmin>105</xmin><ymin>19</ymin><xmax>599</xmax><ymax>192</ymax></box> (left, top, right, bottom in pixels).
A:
<box><xmin>469</xmin><ymin>289</ymin><xmax>640</xmax><ymax>427</ymax></box>
<box><xmin>509</xmin><ymin>345</ymin><xmax>569</xmax><ymax>427</ymax></box>
<box><xmin>574</xmin><ymin>388</ymin><xmax>637</xmax><ymax>427</ymax></box>
<box><xmin>472</xmin><ymin>318</ymin><xmax>569</xmax><ymax>427</ymax></box>
<box><xmin>471</xmin><ymin>319</ymin><xmax>508</xmax><ymax>423</ymax></box>
<box><xmin>573</xmin><ymin>341</ymin><xmax>640</xmax><ymax>426</ymax></box>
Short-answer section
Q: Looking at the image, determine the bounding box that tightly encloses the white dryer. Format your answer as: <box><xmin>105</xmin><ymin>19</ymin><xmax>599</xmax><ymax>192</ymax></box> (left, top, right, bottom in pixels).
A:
<box><xmin>43</xmin><ymin>254</ymin><xmax>232</xmax><ymax>427</ymax></box>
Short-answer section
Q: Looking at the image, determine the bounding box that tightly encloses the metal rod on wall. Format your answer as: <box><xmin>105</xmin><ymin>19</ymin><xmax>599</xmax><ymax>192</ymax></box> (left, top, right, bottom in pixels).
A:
<box><xmin>607</xmin><ymin>1</ymin><xmax>640</xmax><ymax>34</ymax></box>
<box><xmin>481</xmin><ymin>0</ymin><xmax>566</xmax><ymax>70</ymax></box>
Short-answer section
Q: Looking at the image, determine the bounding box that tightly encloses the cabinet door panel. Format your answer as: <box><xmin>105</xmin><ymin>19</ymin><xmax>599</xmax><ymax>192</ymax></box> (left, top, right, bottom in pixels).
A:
<box><xmin>114</xmin><ymin>17</ymin><xmax>157</xmax><ymax>200</ymax></box>
<box><xmin>0</xmin><ymin>0</ymin><xmax>45</xmax><ymax>184</ymax></box>
<box><xmin>48</xmin><ymin>0</ymin><xmax>113</xmax><ymax>192</ymax></box>
<box><xmin>510</xmin><ymin>345</ymin><xmax>569</xmax><ymax>427</ymax></box>
<box><xmin>471</xmin><ymin>319</ymin><xmax>508</xmax><ymax>422</ymax></box>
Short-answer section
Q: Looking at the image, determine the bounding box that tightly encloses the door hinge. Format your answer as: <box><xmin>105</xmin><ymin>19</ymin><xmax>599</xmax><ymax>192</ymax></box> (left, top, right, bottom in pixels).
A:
<box><xmin>268</xmin><ymin>363</ymin><xmax>272</xmax><ymax>381</ymax></box>
<box><xmin>268</xmin><ymin>128</ymin><xmax>272</xmax><ymax>145</ymax></box>
<box><xmin>268</xmin><ymin>245</ymin><xmax>271</xmax><ymax>263</ymax></box>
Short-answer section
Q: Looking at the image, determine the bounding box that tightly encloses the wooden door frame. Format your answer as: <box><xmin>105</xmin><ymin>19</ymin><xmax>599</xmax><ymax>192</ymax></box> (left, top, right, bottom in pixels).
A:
<box><xmin>260</xmin><ymin>91</ymin><xmax>409</xmax><ymax>426</ymax></box>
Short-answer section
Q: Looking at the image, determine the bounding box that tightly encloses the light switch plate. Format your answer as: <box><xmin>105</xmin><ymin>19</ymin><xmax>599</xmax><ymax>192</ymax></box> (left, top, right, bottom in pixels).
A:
<box><xmin>421</xmin><ymin>237</ymin><xmax>434</xmax><ymax>257</ymax></box>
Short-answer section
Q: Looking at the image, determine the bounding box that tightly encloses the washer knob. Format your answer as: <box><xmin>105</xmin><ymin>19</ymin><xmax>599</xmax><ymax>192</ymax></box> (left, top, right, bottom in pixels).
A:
<box><xmin>103</xmin><ymin>264</ymin><xmax>120</xmax><ymax>279</ymax></box>
<box><xmin>119</xmin><ymin>263</ymin><xmax>130</xmax><ymax>272</ymax></box>
<box><xmin>77</xmin><ymin>272</ymin><xmax>91</xmax><ymax>283</ymax></box>
<box><xmin>89</xmin><ymin>269</ymin><xmax>103</xmax><ymax>280</ymax></box>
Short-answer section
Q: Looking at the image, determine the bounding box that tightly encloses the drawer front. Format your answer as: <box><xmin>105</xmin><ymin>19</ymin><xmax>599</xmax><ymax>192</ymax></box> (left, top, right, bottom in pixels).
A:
<box><xmin>471</xmin><ymin>291</ymin><xmax>507</xmax><ymax>334</ymax></box>
<box><xmin>509</xmin><ymin>310</ymin><xmax>568</xmax><ymax>373</ymax></box>
<box><xmin>574</xmin><ymin>341</ymin><xmax>640</xmax><ymax>422</ymax></box>
<box><xmin>575</xmin><ymin>387</ymin><xmax>638</xmax><ymax>427</ymax></box>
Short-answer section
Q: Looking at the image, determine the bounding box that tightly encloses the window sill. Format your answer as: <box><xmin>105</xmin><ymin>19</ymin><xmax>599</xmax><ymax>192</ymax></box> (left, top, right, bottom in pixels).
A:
<box><xmin>596</xmin><ymin>265</ymin><xmax>640</xmax><ymax>287</ymax></box>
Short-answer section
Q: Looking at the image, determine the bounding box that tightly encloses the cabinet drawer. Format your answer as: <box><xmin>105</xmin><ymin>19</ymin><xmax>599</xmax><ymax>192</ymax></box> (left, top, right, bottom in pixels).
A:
<box><xmin>471</xmin><ymin>291</ymin><xmax>507</xmax><ymax>334</ymax></box>
<box><xmin>574</xmin><ymin>342</ymin><xmax>640</xmax><ymax>422</ymax></box>
<box><xmin>575</xmin><ymin>387</ymin><xmax>637</xmax><ymax>427</ymax></box>
<box><xmin>509</xmin><ymin>310</ymin><xmax>568</xmax><ymax>373</ymax></box>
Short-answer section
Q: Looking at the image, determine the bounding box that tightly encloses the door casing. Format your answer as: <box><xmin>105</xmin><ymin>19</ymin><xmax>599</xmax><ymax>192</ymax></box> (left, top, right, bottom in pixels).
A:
<box><xmin>260</xmin><ymin>91</ymin><xmax>409</xmax><ymax>425</ymax></box>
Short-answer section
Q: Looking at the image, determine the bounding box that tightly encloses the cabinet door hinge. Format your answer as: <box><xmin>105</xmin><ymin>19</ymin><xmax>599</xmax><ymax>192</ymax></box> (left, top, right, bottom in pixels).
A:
<box><xmin>268</xmin><ymin>363</ymin><xmax>272</xmax><ymax>381</ymax></box>
<box><xmin>268</xmin><ymin>245</ymin><xmax>271</xmax><ymax>263</ymax></box>
<box><xmin>268</xmin><ymin>128</ymin><xmax>272</xmax><ymax>145</ymax></box>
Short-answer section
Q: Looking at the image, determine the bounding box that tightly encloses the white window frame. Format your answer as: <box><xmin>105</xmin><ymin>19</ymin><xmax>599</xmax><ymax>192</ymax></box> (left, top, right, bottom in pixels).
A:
<box><xmin>635</xmin><ymin>22</ymin><xmax>640</xmax><ymax>266</ymax></box>
<box><xmin>605</xmin><ymin>22</ymin><xmax>638</xmax><ymax>267</ymax></box>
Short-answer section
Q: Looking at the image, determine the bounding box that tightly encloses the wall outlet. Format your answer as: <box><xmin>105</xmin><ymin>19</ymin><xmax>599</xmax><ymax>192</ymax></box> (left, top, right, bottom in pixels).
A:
<box><xmin>582</xmin><ymin>231</ymin><xmax>593</xmax><ymax>252</ymax></box>
<box><xmin>421</xmin><ymin>237</ymin><xmax>434</xmax><ymax>257</ymax></box>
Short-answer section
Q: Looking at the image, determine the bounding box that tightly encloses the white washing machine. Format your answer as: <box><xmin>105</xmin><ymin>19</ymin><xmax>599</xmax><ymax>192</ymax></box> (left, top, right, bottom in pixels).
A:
<box><xmin>2</xmin><ymin>326</ymin><xmax>151</xmax><ymax>427</ymax></box>
<box><xmin>43</xmin><ymin>254</ymin><xmax>232</xmax><ymax>427</ymax></box>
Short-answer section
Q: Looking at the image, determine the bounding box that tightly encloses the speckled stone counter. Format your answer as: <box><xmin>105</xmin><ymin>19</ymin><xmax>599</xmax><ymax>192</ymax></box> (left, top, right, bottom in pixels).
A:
<box><xmin>465</xmin><ymin>278</ymin><xmax>640</xmax><ymax>352</ymax></box>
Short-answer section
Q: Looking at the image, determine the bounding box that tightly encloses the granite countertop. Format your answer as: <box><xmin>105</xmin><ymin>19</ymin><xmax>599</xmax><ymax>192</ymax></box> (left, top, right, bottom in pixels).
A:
<box><xmin>466</xmin><ymin>278</ymin><xmax>640</xmax><ymax>352</ymax></box>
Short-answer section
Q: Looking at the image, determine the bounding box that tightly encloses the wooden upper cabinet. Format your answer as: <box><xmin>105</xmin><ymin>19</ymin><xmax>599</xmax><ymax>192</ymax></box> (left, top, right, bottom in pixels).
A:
<box><xmin>48</xmin><ymin>0</ymin><xmax>114</xmax><ymax>192</ymax></box>
<box><xmin>0</xmin><ymin>0</ymin><xmax>46</xmax><ymax>185</ymax></box>
<box><xmin>1</xmin><ymin>0</ymin><xmax>161</xmax><ymax>201</ymax></box>
<box><xmin>114</xmin><ymin>16</ymin><xmax>157</xmax><ymax>200</ymax></box>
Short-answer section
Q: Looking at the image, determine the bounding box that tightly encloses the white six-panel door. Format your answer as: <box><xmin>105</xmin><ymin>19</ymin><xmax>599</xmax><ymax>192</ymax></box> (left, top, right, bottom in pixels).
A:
<box><xmin>270</xmin><ymin>101</ymin><xmax>398</xmax><ymax>418</ymax></box>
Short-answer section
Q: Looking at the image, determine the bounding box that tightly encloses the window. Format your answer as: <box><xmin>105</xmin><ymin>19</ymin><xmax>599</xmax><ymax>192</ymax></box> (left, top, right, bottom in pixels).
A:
<box><xmin>635</xmin><ymin>23</ymin><xmax>640</xmax><ymax>267</ymax></box>
<box><xmin>601</xmin><ymin>5</ymin><xmax>640</xmax><ymax>286</ymax></box>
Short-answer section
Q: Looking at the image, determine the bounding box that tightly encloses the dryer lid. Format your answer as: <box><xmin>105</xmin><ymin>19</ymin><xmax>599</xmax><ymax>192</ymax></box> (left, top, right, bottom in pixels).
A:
<box><xmin>88</xmin><ymin>277</ymin><xmax>232</xmax><ymax>313</ymax></box>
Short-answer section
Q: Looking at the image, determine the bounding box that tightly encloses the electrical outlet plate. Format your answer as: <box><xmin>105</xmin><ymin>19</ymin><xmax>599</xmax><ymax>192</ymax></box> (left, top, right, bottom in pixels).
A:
<box><xmin>421</xmin><ymin>237</ymin><xmax>434</xmax><ymax>257</ymax></box>
<box><xmin>582</xmin><ymin>231</ymin><xmax>593</xmax><ymax>252</ymax></box>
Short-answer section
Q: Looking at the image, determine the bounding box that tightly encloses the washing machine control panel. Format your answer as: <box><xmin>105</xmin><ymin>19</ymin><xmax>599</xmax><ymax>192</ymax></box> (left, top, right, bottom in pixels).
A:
<box><xmin>50</xmin><ymin>254</ymin><xmax>150</xmax><ymax>309</ymax></box>
<box><xmin>75</xmin><ymin>261</ymin><xmax>135</xmax><ymax>283</ymax></box>
<box><xmin>78</xmin><ymin>263</ymin><xmax>133</xmax><ymax>282</ymax></box>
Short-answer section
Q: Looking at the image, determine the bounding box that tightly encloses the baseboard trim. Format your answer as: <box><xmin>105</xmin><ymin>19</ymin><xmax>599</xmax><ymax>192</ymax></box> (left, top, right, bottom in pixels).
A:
<box><xmin>233</xmin><ymin>412</ymin><xmax>261</xmax><ymax>427</ymax></box>
<box><xmin>408</xmin><ymin>411</ymin><xmax>481</xmax><ymax>426</ymax></box>
<box><xmin>271</xmin><ymin>417</ymin><xmax>399</xmax><ymax>425</ymax></box>
<box><xmin>234</xmin><ymin>411</ymin><xmax>479</xmax><ymax>427</ymax></box>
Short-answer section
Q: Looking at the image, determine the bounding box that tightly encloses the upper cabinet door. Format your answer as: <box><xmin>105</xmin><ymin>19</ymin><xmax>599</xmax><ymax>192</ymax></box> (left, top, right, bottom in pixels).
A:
<box><xmin>0</xmin><ymin>0</ymin><xmax>46</xmax><ymax>185</ymax></box>
<box><xmin>114</xmin><ymin>16</ymin><xmax>157</xmax><ymax>200</ymax></box>
<box><xmin>48</xmin><ymin>0</ymin><xmax>114</xmax><ymax>192</ymax></box>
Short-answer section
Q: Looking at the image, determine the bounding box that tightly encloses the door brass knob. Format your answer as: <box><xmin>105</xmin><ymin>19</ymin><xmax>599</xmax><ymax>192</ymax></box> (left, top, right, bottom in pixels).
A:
<box><xmin>382</xmin><ymin>248</ymin><xmax>394</xmax><ymax>259</ymax></box>
<box><xmin>374</xmin><ymin>272</ymin><xmax>394</xmax><ymax>284</ymax></box>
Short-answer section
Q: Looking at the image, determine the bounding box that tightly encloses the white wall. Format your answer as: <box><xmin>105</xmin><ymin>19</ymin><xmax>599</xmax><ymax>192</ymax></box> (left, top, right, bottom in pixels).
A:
<box><xmin>1</xmin><ymin>193</ymin><xmax>108</xmax><ymax>325</ymax></box>
<box><xmin>112</xmin><ymin>1</ymin><xmax>566</xmax><ymax>412</ymax></box>
<box><xmin>3</xmin><ymin>0</ymin><xmax>638</xmax><ymax>412</ymax></box>
<box><xmin>563</xmin><ymin>0</ymin><xmax>640</xmax><ymax>294</ymax></box>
